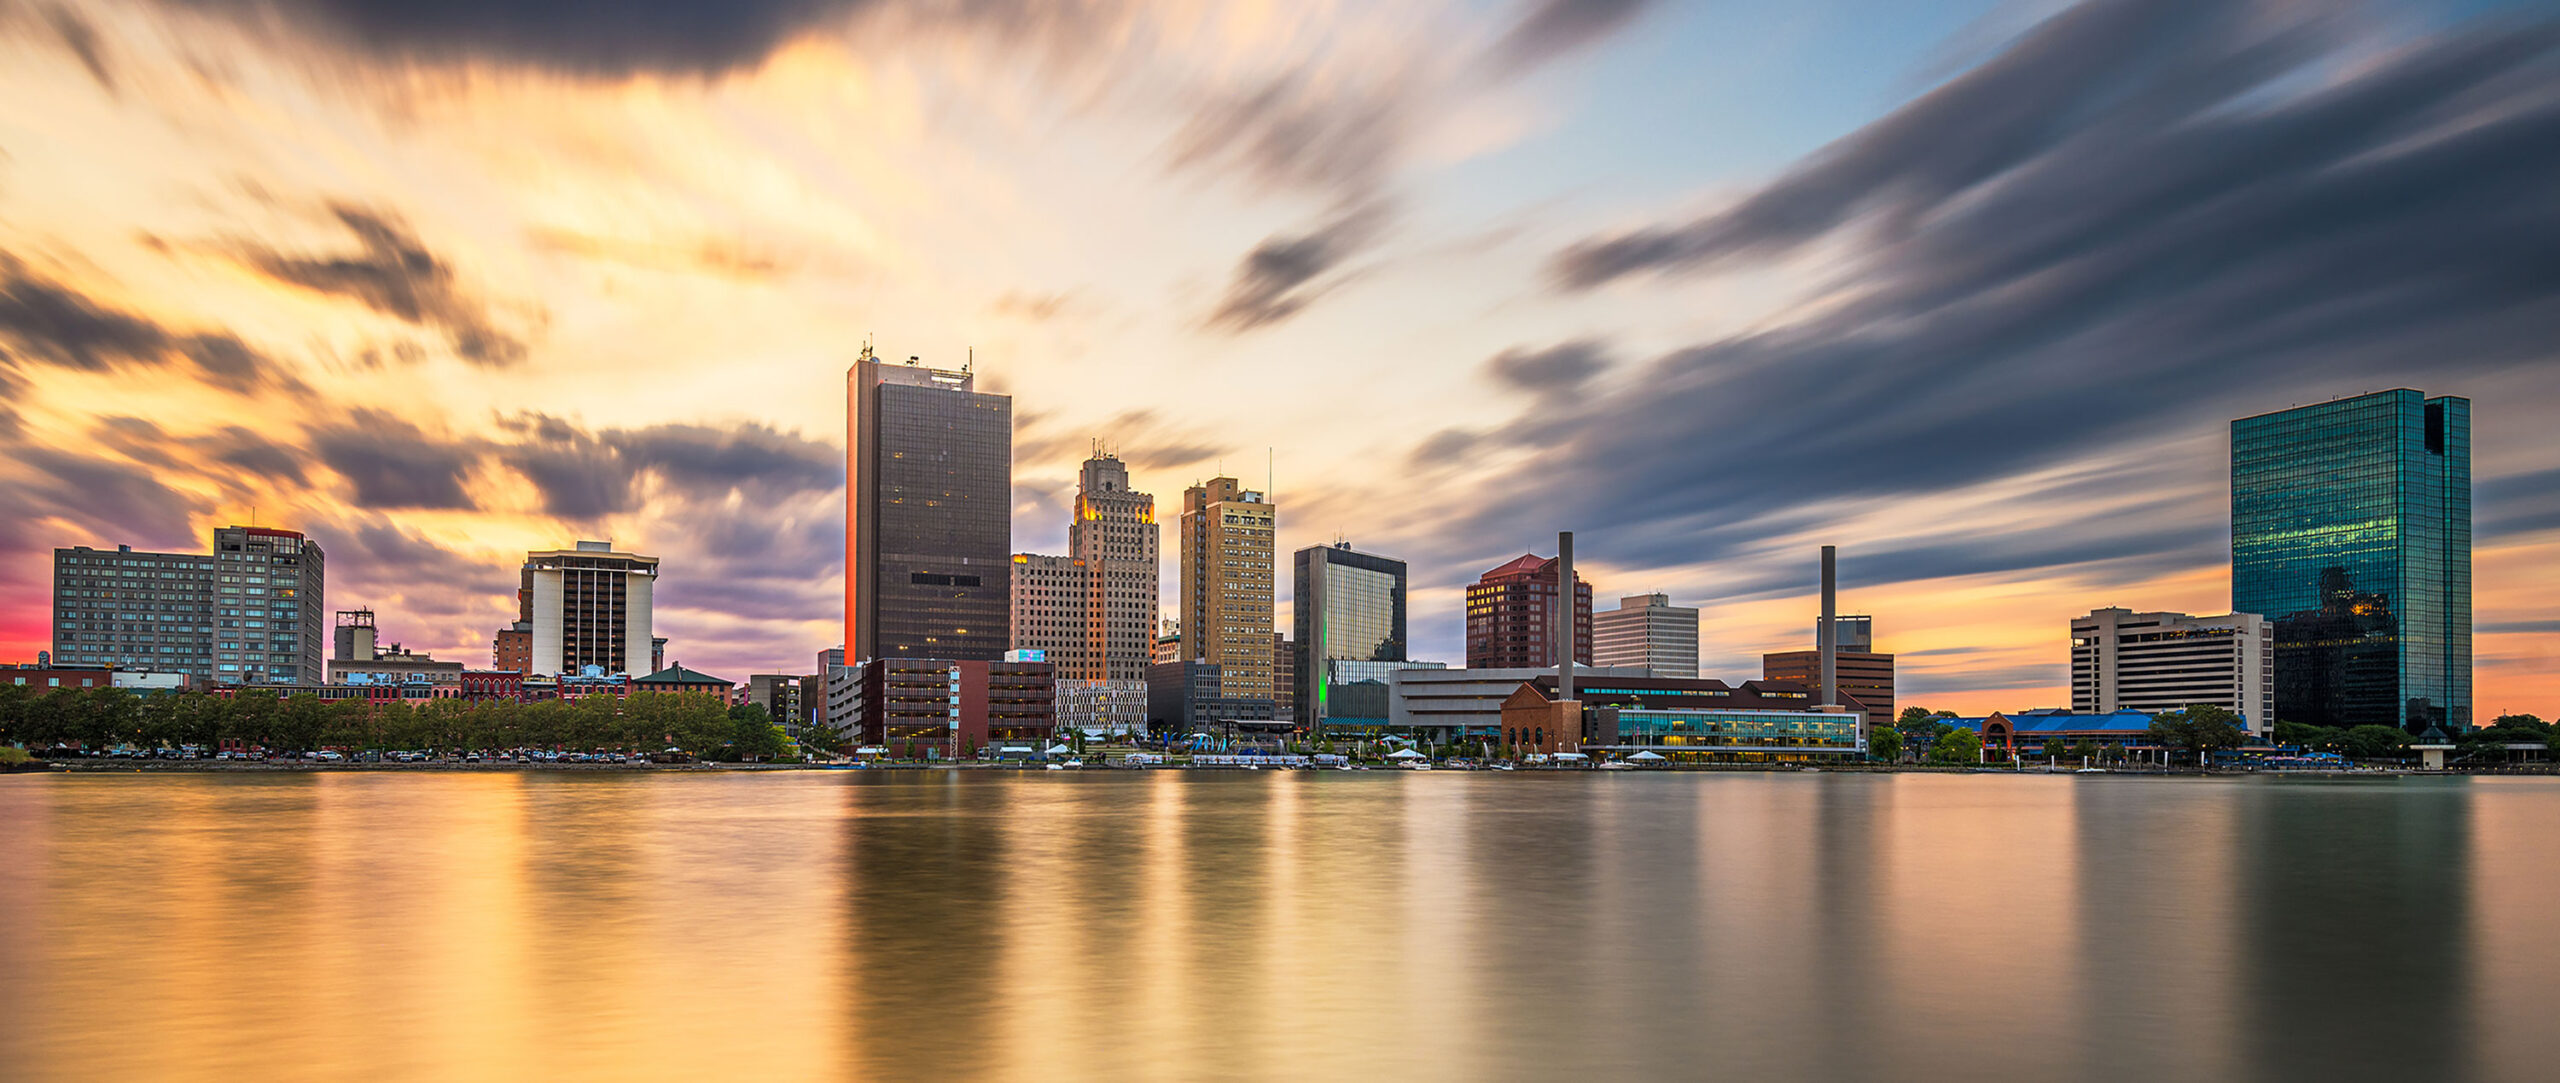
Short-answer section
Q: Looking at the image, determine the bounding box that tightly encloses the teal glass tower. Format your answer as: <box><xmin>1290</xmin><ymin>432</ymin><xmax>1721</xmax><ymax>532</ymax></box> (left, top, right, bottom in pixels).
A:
<box><xmin>2231</xmin><ymin>389</ymin><xmax>2470</xmax><ymax>733</ymax></box>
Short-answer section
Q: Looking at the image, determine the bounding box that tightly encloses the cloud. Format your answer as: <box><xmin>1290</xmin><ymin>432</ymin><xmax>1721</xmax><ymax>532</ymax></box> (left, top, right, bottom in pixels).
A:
<box><xmin>174</xmin><ymin>0</ymin><xmax>868</xmax><ymax>77</ymax></box>
<box><xmin>1014</xmin><ymin>408</ymin><xmax>1224</xmax><ymax>473</ymax></box>
<box><xmin>5</xmin><ymin>446</ymin><xmax>209</xmax><ymax>547</ymax></box>
<box><xmin>0</xmin><ymin>253</ymin><xmax>308</xmax><ymax>394</ymax></box>
<box><xmin>1485</xmin><ymin>339</ymin><xmax>1611</xmax><ymax>393</ymax></box>
<box><xmin>1427</xmin><ymin>1</ymin><xmax>2559</xmax><ymax>597</ymax></box>
<box><xmin>308</xmin><ymin>409</ymin><xmax>483</xmax><ymax>510</ymax></box>
<box><xmin>230</xmin><ymin>203</ymin><xmax>530</xmax><ymax>366</ymax></box>
<box><xmin>47</xmin><ymin>4</ymin><xmax>118</xmax><ymax>92</ymax></box>
<box><xmin>1489</xmin><ymin>0</ymin><xmax>1657</xmax><ymax>70</ymax></box>
<box><xmin>1204</xmin><ymin>201</ymin><xmax>1387</xmax><ymax>333</ymax></box>
<box><xmin>494</xmin><ymin>412</ymin><xmax>841</xmax><ymax>519</ymax></box>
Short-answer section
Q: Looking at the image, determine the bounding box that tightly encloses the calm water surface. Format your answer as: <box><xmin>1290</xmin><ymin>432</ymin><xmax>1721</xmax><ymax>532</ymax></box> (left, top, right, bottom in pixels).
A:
<box><xmin>4</xmin><ymin>771</ymin><xmax>2558</xmax><ymax>1081</ymax></box>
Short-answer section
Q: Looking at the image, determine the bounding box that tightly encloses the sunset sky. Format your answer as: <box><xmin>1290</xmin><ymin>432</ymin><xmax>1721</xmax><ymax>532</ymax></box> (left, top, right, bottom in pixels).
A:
<box><xmin>2</xmin><ymin>0</ymin><xmax>2553</xmax><ymax>717</ymax></box>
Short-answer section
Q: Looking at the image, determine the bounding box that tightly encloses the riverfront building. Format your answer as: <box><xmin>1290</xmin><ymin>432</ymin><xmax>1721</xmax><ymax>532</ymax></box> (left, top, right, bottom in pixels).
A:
<box><xmin>520</xmin><ymin>541</ymin><xmax>658</xmax><ymax>677</ymax></box>
<box><xmin>1009</xmin><ymin>452</ymin><xmax>1156</xmax><ymax>731</ymax></box>
<box><xmin>1178</xmin><ymin>477</ymin><xmax>1276</xmax><ymax>710</ymax></box>
<box><xmin>51</xmin><ymin>525</ymin><xmax>327</xmax><ymax>686</ymax></box>
<box><xmin>2070</xmin><ymin>607</ymin><xmax>2273</xmax><ymax>733</ymax></box>
<box><xmin>1763</xmin><ymin>615</ymin><xmax>1894</xmax><ymax>732</ymax></box>
<box><xmin>846</xmin><ymin>349</ymin><xmax>1013</xmax><ymax>666</ymax></box>
<box><xmin>2232</xmin><ymin>389</ymin><xmax>2470</xmax><ymax>731</ymax></box>
<box><xmin>1465</xmin><ymin>554</ymin><xmax>1592</xmax><ymax>670</ymax></box>
<box><xmin>845</xmin><ymin>657</ymin><xmax>1056</xmax><ymax>759</ymax></box>
<box><xmin>1292</xmin><ymin>542</ymin><xmax>1416</xmax><ymax>728</ymax></box>
<box><xmin>1592</xmin><ymin>593</ymin><xmax>1699</xmax><ymax>678</ymax></box>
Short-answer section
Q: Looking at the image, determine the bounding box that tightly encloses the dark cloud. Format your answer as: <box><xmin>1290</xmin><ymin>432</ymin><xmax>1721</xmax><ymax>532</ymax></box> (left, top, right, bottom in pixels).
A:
<box><xmin>1170</xmin><ymin>74</ymin><xmax>1409</xmax><ymax>198</ymax></box>
<box><xmin>308</xmin><ymin>409</ymin><xmax>482</xmax><ymax>510</ymax></box>
<box><xmin>232</xmin><ymin>204</ymin><xmax>529</xmax><ymax>366</ymax></box>
<box><xmin>47</xmin><ymin>4</ymin><xmax>117</xmax><ymax>92</ymax></box>
<box><xmin>1490</xmin><ymin>0</ymin><xmax>1657</xmax><ymax>69</ymax></box>
<box><xmin>7</xmin><ymin>446</ymin><xmax>209</xmax><ymax>547</ymax></box>
<box><xmin>1485</xmin><ymin>339</ymin><xmax>1611</xmax><ymax>393</ymax></box>
<box><xmin>1014</xmin><ymin>408</ymin><xmax>1223</xmax><ymax>472</ymax></box>
<box><xmin>177</xmin><ymin>0</ymin><xmax>868</xmax><ymax>77</ymax></box>
<box><xmin>1204</xmin><ymin>201</ymin><xmax>1386</xmax><ymax>333</ymax></box>
<box><xmin>2478</xmin><ymin>465</ymin><xmax>2560</xmax><ymax>540</ymax></box>
<box><xmin>494</xmin><ymin>413</ymin><xmax>840</xmax><ymax>519</ymax></box>
<box><xmin>0</xmin><ymin>253</ymin><xmax>308</xmax><ymax>394</ymax></box>
<box><xmin>2481</xmin><ymin>620</ymin><xmax>2560</xmax><ymax>636</ymax></box>
<box><xmin>1429</xmin><ymin>2</ymin><xmax>2560</xmax><ymax>600</ymax></box>
<box><xmin>1407</xmin><ymin>427</ymin><xmax>1481</xmax><ymax>468</ymax></box>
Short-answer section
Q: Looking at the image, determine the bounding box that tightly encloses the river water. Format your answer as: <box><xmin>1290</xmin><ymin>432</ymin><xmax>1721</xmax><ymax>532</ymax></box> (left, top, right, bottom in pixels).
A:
<box><xmin>3</xmin><ymin>770</ymin><xmax>2556</xmax><ymax>1081</ymax></box>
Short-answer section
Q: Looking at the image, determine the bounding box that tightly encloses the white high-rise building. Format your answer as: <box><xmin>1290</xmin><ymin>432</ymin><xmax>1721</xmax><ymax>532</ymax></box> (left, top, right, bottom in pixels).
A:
<box><xmin>1591</xmin><ymin>593</ymin><xmax>1700</xmax><ymax>679</ymax></box>
<box><xmin>524</xmin><ymin>540</ymin><xmax>658</xmax><ymax>677</ymax></box>
<box><xmin>2071</xmin><ymin>607</ymin><xmax>2273</xmax><ymax>733</ymax></box>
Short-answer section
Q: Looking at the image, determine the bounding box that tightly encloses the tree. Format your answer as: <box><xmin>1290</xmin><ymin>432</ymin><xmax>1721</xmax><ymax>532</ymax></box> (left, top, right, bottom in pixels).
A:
<box><xmin>2342</xmin><ymin>725</ymin><xmax>2412</xmax><ymax>761</ymax></box>
<box><xmin>2146</xmin><ymin>705</ymin><xmax>2248</xmax><ymax>766</ymax></box>
<box><xmin>2069</xmin><ymin>739</ymin><xmax>2098</xmax><ymax>764</ymax></box>
<box><xmin>2489</xmin><ymin>713</ymin><xmax>2546</xmax><ymax>733</ymax></box>
<box><xmin>2040</xmin><ymin>738</ymin><xmax>2066</xmax><ymax>762</ymax></box>
<box><xmin>1927</xmin><ymin>726</ymin><xmax>1982</xmax><ymax>765</ymax></box>
<box><xmin>1868</xmin><ymin>728</ymin><xmax>1901</xmax><ymax>762</ymax></box>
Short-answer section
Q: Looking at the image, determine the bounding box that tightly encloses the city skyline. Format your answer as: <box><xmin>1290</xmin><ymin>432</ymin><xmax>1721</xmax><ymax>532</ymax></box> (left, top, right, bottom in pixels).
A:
<box><xmin>2</xmin><ymin>0</ymin><xmax>2555</xmax><ymax>715</ymax></box>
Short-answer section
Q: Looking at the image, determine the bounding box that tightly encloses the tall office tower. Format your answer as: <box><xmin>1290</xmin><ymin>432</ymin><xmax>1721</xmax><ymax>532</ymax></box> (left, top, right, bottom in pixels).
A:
<box><xmin>1592</xmin><ymin>593</ymin><xmax>1700</xmax><ymax>678</ymax></box>
<box><xmin>2070</xmin><ymin>607</ymin><xmax>2273</xmax><ymax>733</ymax></box>
<box><xmin>846</xmin><ymin>349</ymin><xmax>1012</xmax><ymax>664</ymax></box>
<box><xmin>1009</xmin><ymin>553</ymin><xmax>1094</xmax><ymax>674</ymax></box>
<box><xmin>1179</xmin><ymin>476</ymin><xmax>1276</xmax><ymax>705</ymax></box>
<box><xmin>1069</xmin><ymin>451</ymin><xmax>1159</xmax><ymax>682</ymax></box>
<box><xmin>1292</xmin><ymin>543</ymin><xmax>1408</xmax><ymax>725</ymax></box>
<box><xmin>523</xmin><ymin>540</ymin><xmax>658</xmax><ymax>676</ymax></box>
<box><xmin>2233</xmin><ymin>389</ymin><xmax>2470</xmax><ymax>732</ymax></box>
<box><xmin>1464</xmin><ymin>553</ymin><xmax>1591</xmax><ymax>670</ymax></box>
<box><xmin>52</xmin><ymin>526</ymin><xmax>326</xmax><ymax>686</ymax></box>
<box><xmin>213</xmin><ymin>526</ymin><xmax>326</xmax><ymax>685</ymax></box>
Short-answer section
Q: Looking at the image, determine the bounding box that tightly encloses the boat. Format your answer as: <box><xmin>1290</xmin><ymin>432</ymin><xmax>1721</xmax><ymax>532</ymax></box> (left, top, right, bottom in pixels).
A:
<box><xmin>2076</xmin><ymin>768</ymin><xmax>2108</xmax><ymax>774</ymax></box>
<box><xmin>1597</xmin><ymin>761</ymin><xmax>1632</xmax><ymax>771</ymax></box>
<box><xmin>1044</xmin><ymin>763</ymin><xmax>1065</xmax><ymax>771</ymax></box>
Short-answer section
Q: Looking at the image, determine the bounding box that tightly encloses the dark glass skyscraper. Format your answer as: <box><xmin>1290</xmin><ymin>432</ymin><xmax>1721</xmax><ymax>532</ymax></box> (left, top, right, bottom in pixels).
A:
<box><xmin>1292</xmin><ymin>542</ymin><xmax>1408</xmax><ymax>726</ymax></box>
<box><xmin>2232</xmin><ymin>389</ymin><xmax>2469</xmax><ymax>733</ymax></box>
<box><xmin>846</xmin><ymin>350</ymin><xmax>1012</xmax><ymax>664</ymax></box>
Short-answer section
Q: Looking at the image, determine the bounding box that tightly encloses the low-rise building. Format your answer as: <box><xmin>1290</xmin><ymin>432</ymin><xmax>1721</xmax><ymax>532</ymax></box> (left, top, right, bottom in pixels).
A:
<box><xmin>1386</xmin><ymin>666</ymin><xmax>1649</xmax><ymax>743</ymax></box>
<box><xmin>846</xmin><ymin>658</ymin><xmax>1055</xmax><ymax>758</ymax></box>
<box><xmin>634</xmin><ymin>664</ymin><xmax>736</xmax><ymax>704</ymax></box>
<box><xmin>1943</xmin><ymin>709</ymin><xmax>2159</xmax><ymax>756</ymax></box>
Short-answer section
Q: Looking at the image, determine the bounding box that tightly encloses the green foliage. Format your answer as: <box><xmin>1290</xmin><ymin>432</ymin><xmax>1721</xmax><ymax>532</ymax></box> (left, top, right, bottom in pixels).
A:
<box><xmin>2488</xmin><ymin>713</ymin><xmax>2546</xmax><ymax>732</ymax></box>
<box><xmin>1926</xmin><ymin>726</ymin><xmax>1982</xmax><ymax>764</ymax></box>
<box><xmin>2341</xmin><ymin>725</ymin><xmax>2412</xmax><ymax>761</ymax></box>
<box><xmin>2148</xmin><ymin>705</ymin><xmax>2248</xmax><ymax>764</ymax></box>
<box><xmin>2068</xmin><ymin>739</ymin><xmax>2098</xmax><ymax>763</ymax></box>
<box><xmin>0</xmin><ymin>686</ymin><xmax>743</xmax><ymax>756</ymax></box>
<box><xmin>1867</xmin><ymin>728</ymin><xmax>1901</xmax><ymax>762</ymax></box>
<box><xmin>2273</xmin><ymin>720</ymin><xmax>2343</xmax><ymax>751</ymax></box>
<box><xmin>2040</xmin><ymin>738</ymin><xmax>2066</xmax><ymax>761</ymax></box>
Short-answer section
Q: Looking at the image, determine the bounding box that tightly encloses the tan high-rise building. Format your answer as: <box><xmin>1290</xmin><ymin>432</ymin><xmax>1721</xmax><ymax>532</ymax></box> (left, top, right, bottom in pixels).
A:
<box><xmin>1070</xmin><ymin>452</ymin><xmax>1159</xmax><ymax>682</ymax></box>
<box><xmin>1179</xmin><ymin>476</ymin><xmax>1276</xmax><ymax>706</ymax></box>
<box><xmin>1009</xmin><ymin>554</ymin><xmax>1093</xmax><ymax>675</ymax></box>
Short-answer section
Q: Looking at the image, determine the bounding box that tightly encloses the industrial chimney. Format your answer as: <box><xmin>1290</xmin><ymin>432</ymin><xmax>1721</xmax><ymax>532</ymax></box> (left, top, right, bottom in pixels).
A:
<box><xmin>1819</xmin><ymin>545</ymin><xmax>1838</xmax><ymax>709</ymax></box>
<box><xmin>1556</xmin><ymin>531</ymin><xmax>1576</xmax><ymax>702</ymax></box>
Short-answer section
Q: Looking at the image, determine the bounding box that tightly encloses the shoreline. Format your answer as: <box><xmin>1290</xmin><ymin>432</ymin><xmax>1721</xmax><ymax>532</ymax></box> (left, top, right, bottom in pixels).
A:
<box><xmin>12</xmin><ymin>760</ymin><xmax>2527</xmax><ymax>778</ymax></box>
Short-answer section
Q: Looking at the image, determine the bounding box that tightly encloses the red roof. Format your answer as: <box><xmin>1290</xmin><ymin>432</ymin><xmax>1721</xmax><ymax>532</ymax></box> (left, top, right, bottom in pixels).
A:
<box><xmin>1478</xmin><ymin>553</ymin><xmax>1554</xmax><ymax>581</ymax></box>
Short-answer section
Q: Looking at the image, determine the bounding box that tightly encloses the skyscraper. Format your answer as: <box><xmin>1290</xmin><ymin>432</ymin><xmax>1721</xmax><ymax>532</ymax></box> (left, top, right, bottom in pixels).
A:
<box><xmin>846</xmin><ymin>349</ymin><xmax>1012</xmax><ymax>664</ymax></box>
<box><xmin>1292</xmin><ymin>542</ymin><xmax>1409</xmax><ymax>726</ymax></box>
<box><xmin>1592</xmin><ymin>593</ymin><xmax>1700</xmax><ymax>678</ymax></box>
<box><xmin>1464</xmin><ymin>553</ymin><xmax>1591</xmax><ymax>670</ymax></box>
<box><xmin>1179</xmin><ymin>476</ymin><xmax>1275</xmax><ymax>707</ymax></box>
<box><xmin>522</xmin><ymin>540</ymin><xmax>658</xmax><ymax>676</ymax></box>
<box><xmin>1069</xmin><ymin>451</ymin><xmax>1159</xmax><ymax>682</ymax></box>
<box><xmin>2232</xmin><ymin>388</ymin><xmax>2470</xmax><ymax>732</ymax></box>
<box><xmin>50</xmin><ymin>525</ymin><xmax>326</xmax><ymax>686</ymax></box>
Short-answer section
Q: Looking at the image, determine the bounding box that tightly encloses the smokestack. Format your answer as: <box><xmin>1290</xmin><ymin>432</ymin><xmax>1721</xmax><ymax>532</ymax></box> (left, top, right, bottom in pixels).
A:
<box><xmin>1556</xmin><ymin>531</ymin><xmax>1576</xmax><ymax>702</ymax></box>
<box><xmin>1819</xmin><ymin>545</ymin><xmax>1838</xmax><ymax>708</ymax></box>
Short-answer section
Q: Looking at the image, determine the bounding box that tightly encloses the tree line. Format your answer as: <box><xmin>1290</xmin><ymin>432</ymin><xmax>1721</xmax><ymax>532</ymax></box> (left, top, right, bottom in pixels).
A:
<box><xmin>0</xmin><ymin>685</ymin><xmax>793</xmax><ymax>761</ymax></box>
<box><xmin>1880</xmin><ymin>703</ymin><xmax>2560</xmax><ymax>766</ymax></box>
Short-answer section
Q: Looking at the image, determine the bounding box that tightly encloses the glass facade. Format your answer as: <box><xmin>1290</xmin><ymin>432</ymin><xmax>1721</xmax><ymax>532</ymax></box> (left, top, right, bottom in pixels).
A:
<box><xmin>2232</xmin><ymin>389</ymin><xmax>2469</xmax><ymax>732</ymax></box>
<box><xmin>1603</xmin><ymin>708</ymin><xmax>1863</xmax><ymax>756</ymax></box>
<box><xmin>1291</xmin><ymin>543</ymin><xmax>1408</xmax><ymax>726</ymax></box>
<box><xmin>848</xmin><ymin>359</ymin><xmax>1013</xmax><ymax>663</ymax></box>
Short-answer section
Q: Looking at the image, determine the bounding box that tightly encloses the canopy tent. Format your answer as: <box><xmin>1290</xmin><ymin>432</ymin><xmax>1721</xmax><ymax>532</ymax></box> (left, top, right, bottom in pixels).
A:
<box><xmin>1627</xmin><ymin>750</ymin><xmax>1667</xmax><ymax>762</ymax></box>
<box><xmin>1046</xmin><ymin>744</ymin><xmax>1074</xmax><ymax>755</ymax></box>
<box><xmin>1553</xmin><ymin>752</ymin><xmax>1590</xmax><ymax>761</ymax></box>
<box><xmin>1387</xmin><ymin>748</ymin><xmax>1427</xmax><ymax>759</ymax></box>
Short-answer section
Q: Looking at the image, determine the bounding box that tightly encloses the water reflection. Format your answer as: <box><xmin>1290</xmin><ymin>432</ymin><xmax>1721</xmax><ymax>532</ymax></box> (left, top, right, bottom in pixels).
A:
<box><xmin>6</xmin><ymin>772</ymin><xmax>2560</xmax><ymax>1081</ymax></box>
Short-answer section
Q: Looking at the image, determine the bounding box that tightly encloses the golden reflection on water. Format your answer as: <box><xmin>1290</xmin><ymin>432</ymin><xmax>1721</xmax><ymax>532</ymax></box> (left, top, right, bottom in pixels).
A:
<box><xmin>7</xmin><ymin>771</ymin><xmax>2560</xmax><ymax>1081</ymax></box>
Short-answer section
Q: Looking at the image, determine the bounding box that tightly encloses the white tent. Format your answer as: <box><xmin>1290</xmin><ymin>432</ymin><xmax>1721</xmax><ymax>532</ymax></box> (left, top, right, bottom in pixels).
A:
<box><xmin>1046</xmin><ymin>744</ymin><xmax>1074</xmax><ymax>755</ymax></box>
<box><xmin>1387</xmin><ymin>748</ymin><xmax>1427</xmax><ymax>759</ymax></box>
<box><xmin>1627</xmin><ymin>750</ymin><xmax>1667</xmax><ymax>762</ymax></box>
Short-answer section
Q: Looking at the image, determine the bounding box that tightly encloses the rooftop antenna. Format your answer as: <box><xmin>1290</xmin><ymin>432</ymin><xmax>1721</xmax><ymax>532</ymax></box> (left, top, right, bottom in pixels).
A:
<box><xmin>966</xmin><ymin>347</ymin><xmax>973</xmax><ymax>374</ymax></box>
<box><xmin>1268</xmin><ymin>447</ymin><xmax>1274</xmax><ymax>502</ymax></box>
